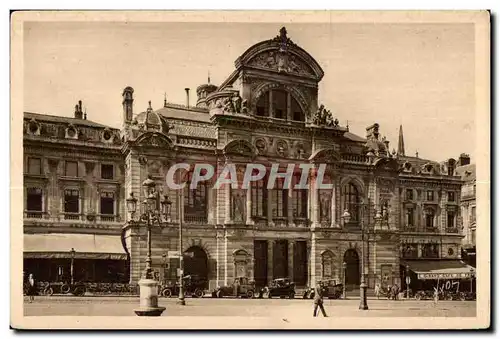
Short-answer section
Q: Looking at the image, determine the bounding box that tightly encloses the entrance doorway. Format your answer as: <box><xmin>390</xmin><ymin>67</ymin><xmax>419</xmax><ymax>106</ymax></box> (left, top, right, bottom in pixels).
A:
<box><xmin>184</xmin><ymin>246</ymin><xmax>209</xmax><ymax>288</ymax></box>
<box><xmin>343</xmin><ymin>249</ymin><xmax>360</xmax><ymax>289</ymax></box>
<box><xmin>254</xmin><ymin>240</ymin><xmax>268</xmax><ymax>289</ymax></box>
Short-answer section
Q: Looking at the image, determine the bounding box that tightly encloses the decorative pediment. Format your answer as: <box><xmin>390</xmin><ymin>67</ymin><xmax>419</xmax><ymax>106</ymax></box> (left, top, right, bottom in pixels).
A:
<box><xmin>235</xmin><ymin>27</ymin><xmax>324</xmax><ymax>81</ymax></box>
<box><xmin>134</xmin><ymin>132</ymin><xmax>173</xmax><ymax>149</ymax></box>
<box><xmin>223</xmin><ymin>139</ymin><xmax>257</xmax><ymax>158</ymax></box>
<box><xmin>309</xmin><ymin>148</ymin><xmax>341</xmax><ymax>163</ymax></box>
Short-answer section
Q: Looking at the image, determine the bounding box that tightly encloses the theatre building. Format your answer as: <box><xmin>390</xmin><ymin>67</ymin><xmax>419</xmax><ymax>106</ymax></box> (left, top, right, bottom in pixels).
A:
<box><xmin>23</xmin><ymin>28</ymin><xmax>475</xmax><ymax>291</ymax></box>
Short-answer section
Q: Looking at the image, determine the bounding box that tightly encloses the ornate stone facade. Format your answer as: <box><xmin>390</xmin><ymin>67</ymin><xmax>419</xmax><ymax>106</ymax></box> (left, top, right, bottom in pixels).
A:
<box><xmin>23</xmin><ymin>28</ymin><xmax>470</xmax><ymax>292</ymax></box>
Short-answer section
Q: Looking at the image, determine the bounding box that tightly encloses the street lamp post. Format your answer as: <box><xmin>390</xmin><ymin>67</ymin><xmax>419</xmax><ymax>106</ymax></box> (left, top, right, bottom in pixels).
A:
<box><xmin>342</xmin><ymin>203</ymin><xmax>369</xmax><ymax>310</ymax></box>
<box><xmin>406</xmin><ymin>264</ymin><xmax>410</xmax><ymax>299</ymax></box>
<box><xmin>178</xmin><ymin>187</ymin><xmax>185</xmax><ymax>306</ymax></box>
<box><xmin>342</xmin><ymin>261</ymin><xmax>347</xmax><ymax>299</ymax></box>
<box><xmin>128</xmin><ymin>175</ymin><xmax>172</xmax><ymax>317</ymax></box>
<box><xmin>70</xmin><ymin>247</ymin><xmax>75</xmax><ymax>285</ymax></box>
<box><xmin>470</xmin><ymin>268</ymin><xmax>474</xmax><ymax>293</ymax></box>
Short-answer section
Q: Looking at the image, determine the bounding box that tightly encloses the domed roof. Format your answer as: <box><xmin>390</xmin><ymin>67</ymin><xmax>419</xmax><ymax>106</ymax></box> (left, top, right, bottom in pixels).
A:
<box><xmin>133</xmin><ymin>101</ymin><xmax>163</xmax><ymax>132</ymax></box>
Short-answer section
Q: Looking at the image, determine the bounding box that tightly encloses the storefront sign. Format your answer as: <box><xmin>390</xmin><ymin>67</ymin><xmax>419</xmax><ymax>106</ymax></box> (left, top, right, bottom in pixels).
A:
<box><xmin>418</xmin><ymin>272</ymin><xmax>473</xmax><ymax>280</ymax></box>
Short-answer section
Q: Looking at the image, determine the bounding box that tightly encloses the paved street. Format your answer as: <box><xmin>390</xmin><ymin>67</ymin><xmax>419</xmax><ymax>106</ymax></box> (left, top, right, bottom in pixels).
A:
<box><xmin>24</xmin><ymin>296</ymin><xmax>476</xmax><ymax>317</ymax></box>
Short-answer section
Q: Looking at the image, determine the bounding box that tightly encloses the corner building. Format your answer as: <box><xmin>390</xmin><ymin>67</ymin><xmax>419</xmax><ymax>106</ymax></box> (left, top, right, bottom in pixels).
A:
<box><xmin>24</xmin><ymin>28</ymin><xmax>473</xmax><ymax>292</ymax></box>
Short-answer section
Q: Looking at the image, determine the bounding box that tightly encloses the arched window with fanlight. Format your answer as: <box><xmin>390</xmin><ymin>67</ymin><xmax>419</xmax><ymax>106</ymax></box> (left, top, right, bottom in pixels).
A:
<box><xmin>343</xmin><ymin>183</ymin><xmax>360</xmax><ymax>224</ymax></box>
<box><xmin>254</xmin><ymin>89</ymin><xmax>305</xmax><ymax>122</ymax></box>
<box><xmin>184</xmin><ymin>172</ymin><xmax>208</xmax><ymax>223</ymax></box>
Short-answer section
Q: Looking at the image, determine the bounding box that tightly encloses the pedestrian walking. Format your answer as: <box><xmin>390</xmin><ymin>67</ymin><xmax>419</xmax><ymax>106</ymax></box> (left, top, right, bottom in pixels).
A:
<box><xmin>313</xmin><ymin>282</ymin><xmax>327</xmax><ymax>317</ymax></box>
<box><xmin>433</xmin><ymin>287</ymin><xmax>439</xmax><ymax>305</ymax></box>
<box><xmin>374</xmin><ymin>282</ymin><xmax>381</xmax><ymax>300</ymax></box>
<box><xmin>27</xmin><ymin>273</ymin><xmax>37</xmax><ymax>303</ymax></box>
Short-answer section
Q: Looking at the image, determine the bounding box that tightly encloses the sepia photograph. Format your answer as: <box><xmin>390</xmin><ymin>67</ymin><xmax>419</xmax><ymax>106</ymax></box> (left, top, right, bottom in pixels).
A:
<box><xmin>10</xmin><ymin>10</ymin><xmax>490</xmax><ymax>330</ymax></box>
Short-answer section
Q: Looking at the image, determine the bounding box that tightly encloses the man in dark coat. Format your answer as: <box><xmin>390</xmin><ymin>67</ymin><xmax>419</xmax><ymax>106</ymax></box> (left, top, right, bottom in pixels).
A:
<box><xmin>313</xmin><ymin>282</ymin><xmax>328</xmax><ymax>317</ymax></box>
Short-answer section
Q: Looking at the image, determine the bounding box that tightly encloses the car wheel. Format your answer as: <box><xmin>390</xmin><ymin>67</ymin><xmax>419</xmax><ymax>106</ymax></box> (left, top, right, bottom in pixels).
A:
<box><xmin>216</xmin><ymin>290</ymin><xmax>223</xmax><ymax>298</ymax></box>
<box><xmin>61</xmin><ymin>284</ymin><xmax>71</xmax><ymax>294</ymax></box>
<box><xmin>246</xmin><ymin>290</ymin><xmax>254</xmax><ymax>299</ymax></box>
<box><xmin>44</xmin><ymin>287</ymin><xmax>54</xmax><ymax>296</ymax></box>
<box><xmin>73</xmin><ymin>286</ymin><xmax>85</xmax><ymax>296</ymax></box>
<box><xmin>162</xmin><ymin>288</ymin><xmax>172</xmax><ymax>298</ymax></box>
<box><xmin>194</xmin><ymin>289</ymin><xmax>204</xmax><ymax>298</ymax></box>
<box><xmin>266</xmin><ymin>292</ymin><xmax>272</xmax><ymax>299</ymax></box>
<box><xmin>289</xmin><ymin>291</ymin><xmax>295</xmax><ymax>299</ymax></box>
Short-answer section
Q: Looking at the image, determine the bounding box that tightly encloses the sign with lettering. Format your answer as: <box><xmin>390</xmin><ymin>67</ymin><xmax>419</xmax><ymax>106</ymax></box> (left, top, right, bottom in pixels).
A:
<box><xmin>418</xmin><ymin>272</ymin><xmax>473</xmax><ymax>280</ymax></box>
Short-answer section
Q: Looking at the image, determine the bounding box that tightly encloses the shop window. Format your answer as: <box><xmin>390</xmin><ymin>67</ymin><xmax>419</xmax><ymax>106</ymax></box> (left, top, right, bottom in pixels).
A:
<box><xmin>100</xmin><ymin>192</ymin><xmax>115</xmax><ymax>215</ymax></box>
<box><xmin>64</xmin><ymin>189</ymin><xmax>80</xmax><ymax>213</ymax></box>
<box><xmin>27</xmin><ymin>157</ymin><xmax>42</xmax><ymax>175</ymax></box>
<box><xmin>422</xmin><ymin>243</ymin><xmax>440</xmax><ymax>258</ymax></box>
<box><xmin>65</xmin><ymin>161</ymin><xmax>79</xmax><ymax>177</ymax></box>
<box><xmin>26</xmin><ymin>187</ymin><xmax>43</xmax><ymax>211</ymax></box>
<box><xmin>101</xmin><ymin>164</ymin><xmax>114</xmax><ymax>180</ymax></box>
<box><xmin>402</xmin><ymin>243</ymin><xmax>418</xmax><ymax>259</ymax></box>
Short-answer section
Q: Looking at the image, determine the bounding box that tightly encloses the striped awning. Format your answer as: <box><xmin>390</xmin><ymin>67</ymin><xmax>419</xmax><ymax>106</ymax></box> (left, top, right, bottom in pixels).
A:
<box><xmin>403</xmin><ymin>260</ymin><xmax>475</xmax><ymax>280</ymax></box>
<box><xmin>24</xmin><ymin>233</ymin><xmax>127</xmax><ymax>260</ymax></box>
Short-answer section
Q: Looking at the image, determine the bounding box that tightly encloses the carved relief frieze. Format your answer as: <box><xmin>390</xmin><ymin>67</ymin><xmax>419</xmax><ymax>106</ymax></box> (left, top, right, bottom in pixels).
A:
<box><xmin>254</xmin><ymin>138</ymin><xmax>268</xmax><ymax>156</ymax></box>
<box><xmin>275</xmin><ymin>139</ymin><xmax>289</xmax><ymax>158</ymax></box>
<box><xmin>248</xmin><ymin>51</ymin><xmax>314</xmax><ymax>77</ymax></box>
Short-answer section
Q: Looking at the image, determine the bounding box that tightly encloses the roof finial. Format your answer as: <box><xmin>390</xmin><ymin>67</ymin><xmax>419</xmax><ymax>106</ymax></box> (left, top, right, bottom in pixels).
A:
<box><xmin>147</xmin><ymin>100</ymin><xmax>152</xmax><ymax>113</ymax></box>
<box><xmin>415</xmin><ymin>150</ymin><xmax>419</xmax><ymax>158</ymax></box>
<box><xmin>208</xmin><ymin>71</ymin><xmax>211</xmax><ymax>84</ymax></box>
<box><xmin>84</xmin><ymin>107</ymin><xmax>87</xmax><ymax>120</ymax></box>
<box><xmin>397</xmin><ymin>124</ymin><xmax>406</xmax><ymax>156</ymax></box>
<box><xmin>163</xmin><ymin>93</ymin><xmax>167</xmax><ymax>108</ymax></box>
<box><xmin>346</xmin><ymin>120</ymin><xmax>349</xmax><ymax>132</ymax></box>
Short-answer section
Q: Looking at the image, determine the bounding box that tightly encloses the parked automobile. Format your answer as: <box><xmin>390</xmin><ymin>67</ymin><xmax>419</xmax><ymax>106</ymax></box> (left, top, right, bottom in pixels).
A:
<box><xmin>41</xmin><ymin>281</ymin><xmax>86</xmax><ymax>296</ymax></box>
<box><xmin>302</xmin><ymin>279</ymin><xmax>343</xmax><ymax>299</ymax></box>
<box><xmin>262</xmin><ymin>278</ymin><xmax>295</xmax><ymax>299</ymax></box>
<box><xmin>161</xmin><ymin>275</ymin><xmax>207</xmax><ymax>298</ymax></box>
<box><xmin>211</xmin><ymin>276</ymin><xmax>256</xmax><ymax>298</ymax></box>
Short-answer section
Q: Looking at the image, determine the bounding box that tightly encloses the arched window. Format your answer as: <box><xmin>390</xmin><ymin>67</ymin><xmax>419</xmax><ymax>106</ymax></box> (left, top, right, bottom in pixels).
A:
<box><xmin>343</xmin><ymin>183</ymin><xmax>360</xmax><ymax>223</ymax></box>
<box><xmin>254</xmin><ymin>89</ymin><xmax>305</xmax><ymax>121</ymax></box>
<box><xmin>184</xmin><ymin>172</ymin><xmax>208</xmax><ymax>223</ymax></box>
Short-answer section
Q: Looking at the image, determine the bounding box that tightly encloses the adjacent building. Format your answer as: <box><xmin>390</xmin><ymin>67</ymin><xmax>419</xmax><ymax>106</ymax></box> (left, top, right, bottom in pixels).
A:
<box><xmin>23</xmin><ymin>28</ymin><xmax>475</xmax><ymax>292</ymax></box>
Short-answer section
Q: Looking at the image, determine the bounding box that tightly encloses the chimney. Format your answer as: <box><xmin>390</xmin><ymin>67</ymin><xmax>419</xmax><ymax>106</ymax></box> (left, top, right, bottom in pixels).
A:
<box><xmin>458</xmin><ymin>153</ymin><xmax>471</xmax><ymax>166</ymax></box>
<box><xmin>74</xmin><ymin>101</ymin><xmax>83</xmax><ymax>119</ymax></box>
<box><xmin>122</xmin><ymin>86</ymin><xmax>134</xmax><ymax>122</ymax></box>
<box><xmin>185</xmin><ymin>88</ymin><xmax>190</xmax><ymax>108</ymax></box>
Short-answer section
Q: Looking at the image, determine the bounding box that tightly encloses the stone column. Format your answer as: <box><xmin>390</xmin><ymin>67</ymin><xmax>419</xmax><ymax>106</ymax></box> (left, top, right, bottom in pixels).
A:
<box><xmin>310</xmin><ymin>233</ymin><xmax>317</xmax><ymax>286</ymax></box>
<box><xmin>287</xmin><ymin>185</ymin><xmax>294</xmax><ymax>227</ymax></box>
<box><xmin>224</xmin><ymin>185</ymin><xmax>231</xmax><ymax>224</ymax></box>
<box><xmin>330</xmin><ymin>184</ymin><xmax>337</xmax><ymax>227</ymax></box>
<box><xmin>288</xmin><ymin>241</ymin><xmax>294</xmax><ymax>280</ymax></box>
<box><xmin>267</xmin><ymin>240</ymin><xmax>274</xmax><ymax>282</ymax></box>
<box><xmin>417</xmin><ymin>243</ymin><xmax>422</xmax><ymax>258</ymax></box>
<box><xmin>311</xmin><ymin>169</ymin><xmax>320</xmax><ymax>229</ymax></box>
<box><xmin>246</xmin><ymin>188</ymin><xmax>253</xmax><ymax>225</ymax></box>
<box><xmin>267</xmin><ymin>188</ymin><xmax>274</xmax><ymax>227</ymax></box>
<box><xmin>224</xmin><ymin>233</ymin><xmax>229</xmax><ymax>285</ymax></box>
<box><xmin>216</xmin><ymin>233</ymin><xmax>221</xmax><ymax>287</ymax></box>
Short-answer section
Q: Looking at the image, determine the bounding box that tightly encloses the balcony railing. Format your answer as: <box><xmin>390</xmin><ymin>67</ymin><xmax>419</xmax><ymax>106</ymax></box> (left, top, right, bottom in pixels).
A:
<box><xmin>341</xmin><ymin>154</ymin><xmax>369</xmax><ymax>163</ymax></box>
<box><xmin>184</xmin><ymin>215</ymin><xmax>208</xmax><ymax>224</ymax></box>
<box><xmin>100</xmin><ymin>215</ymin><xmax>115</xmax><ymax>222</ymax></box>
<box><xmin>63</xmin><ymin>212</ymin><xmax>82</xmax><ymax>220</ymax></box>
<box><xmin>446</xmin><ymin>228</ymin><xmax>459</xmax><ymax>234</ymax></box>
<box><xmin>24</xmin><ymin>210</ymin><xmax>45</xmax><ymax>219</ymax></box>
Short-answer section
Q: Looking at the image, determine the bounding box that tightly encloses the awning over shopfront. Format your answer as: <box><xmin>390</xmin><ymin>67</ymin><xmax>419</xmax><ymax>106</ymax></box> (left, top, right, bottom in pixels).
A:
<box><xmin>403</xmin><ymin>260</ymin><xmax>475</xmax><ymax>280</ymax></box>
<box><xmin>24</xmin><ymin>233</ymin><xmax>127</xmax><ymax>260</ymax></box>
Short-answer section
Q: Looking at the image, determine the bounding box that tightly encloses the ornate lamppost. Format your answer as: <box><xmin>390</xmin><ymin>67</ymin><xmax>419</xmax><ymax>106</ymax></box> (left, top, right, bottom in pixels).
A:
<box><xmin>70</xmin><ymin>247</ymin><xmax>76</xmax><ymax>285</ymax></box>
<box><xmin>127</xmin><ymin>175</ymin><xmax>172</xmax><ymax>317</ymax></box>
<box><xmin>342</xmin><ymin>202</ymin><xmax>369</xmax><ymax>310</ymax></box>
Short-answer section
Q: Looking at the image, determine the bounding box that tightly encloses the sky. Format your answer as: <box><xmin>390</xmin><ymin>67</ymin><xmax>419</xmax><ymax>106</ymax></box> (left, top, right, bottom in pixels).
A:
<box><xmin>23</xmin><ymin>21</ymin><xmax>476</xmax><ymax>162</ymax></box>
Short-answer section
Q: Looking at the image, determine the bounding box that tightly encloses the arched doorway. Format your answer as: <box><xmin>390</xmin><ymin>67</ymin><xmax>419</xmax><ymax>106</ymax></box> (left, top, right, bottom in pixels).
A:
<box><xmin>343</xmin><ymin>249</ymin><xmax>360</xmax><ymax>289</ymax></box>
<box><xmin>184</xmin><ymin>246</ymin><xmax>209</xmax><ymax>288</ymax></box>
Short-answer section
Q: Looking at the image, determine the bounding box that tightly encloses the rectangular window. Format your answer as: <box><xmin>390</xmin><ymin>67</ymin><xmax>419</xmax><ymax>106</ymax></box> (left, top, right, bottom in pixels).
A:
<box><xmin>426</xmin><ymin>191</ymin><xmax>434</xmax><ymax>201</ymax></box>
<box><xmin>448</xmin><ymin>192</ymin><xmax>455</xmax><ymax>202</ymax></box>
<box><xmin>422</xmin><ymin>243</ymin><xmax>440</xmax><ymax>258</ymax></box>
<box><xmin>65</xmin><ymin>161</ymin><xmax>78</xmax><ymax>177</ymax></box>
<box><xmin>406</xmin><ymin>208</ymin><xmax>414</xmax><ymax>227</ymax></box>
<box><xmin>101</xmin><ymin>164</ymin><xmax>114</xmax><ymax>180</ymax></box>
<box><xmin>251</xmin><ymin>178</ymin><xmax>267</xmax><ymax>217</ymax></box>
<box><xmin>402</xmin><ymin>243</ymin><xmax>418</xmax><ymax>259</ymax></box>
<box><xmin>26</xmin><ymin>187</ymin><xmax>43</xmax><ymax>211</ymax></box>
<box><xmin>471</xmin><ymin>206</ymin><xmax>476</xmax><ymax>223</ymax></box>
<box><xmin>272</xmin><ymin>179</ymin><xmax>287</xmax><ymax>217</ymax></box>
<box><xmin>100</xmin><ymin>192</ymin><xmax>115</xmax><ymax>215</ymax></box>
<box><xmin>27</xmin><ymin>157</ymin><xmax>42</xmax><ymax>175</ymax></box>
<box><xmin>293</xmin><ymin>188</ymin><xmax>308</xmax><ymax>218</ymax></box>
<box><xmin>447</xmin><ymin>211</ymin><xmax>455</xmax><ymax>229</ymax></box>
<box><xmin>406</xmin><ymin>189</ymin><xmax>413</xmax><ymax>201</ymax></box>
<box><xmin>425</xmin><ymin>213</ymin><xmax>434</xmax><ymax>228</ymax></box>
<box><xmin>64</xmin><ymin>189</ymin><xmax>79</xmax><ymax>213</ymax></box>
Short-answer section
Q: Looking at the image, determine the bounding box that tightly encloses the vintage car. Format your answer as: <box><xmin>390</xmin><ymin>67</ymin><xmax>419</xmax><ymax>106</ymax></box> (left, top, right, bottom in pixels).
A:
<box><xmin>211</xmin><ymin>276</ymin><xmax>256</xmax><ymax>298</ymax></box>
<box><xmin>262</xmin><ymin>278</ymin><xmax>295</xmax><ymax>299</ymax></box>
<box><xmin>41</xmin><ymin>281</ymin><xmax>86</xmax><ymax>296</ymax></box>
<box><xmin>302</xmin><ymin>279</ymin><xmax>343</xmax><ymax>299</ymax></box>
<box><xmin>160</xmin><ymin>275</ymin><xmax>207</xmax><ymax>298</ymax></box>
